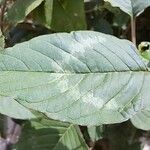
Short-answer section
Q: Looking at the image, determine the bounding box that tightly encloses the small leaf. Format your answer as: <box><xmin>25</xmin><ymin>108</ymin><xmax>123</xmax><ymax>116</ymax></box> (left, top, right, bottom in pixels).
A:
<box><xmin>87</xmin><ymin>126</ymin><xmax>103</xmax><ymax>142</ymax></box>
<box><xmin>104</xmin><ymin>0</ymin><xmax>150</xmax><ymax>17</ymax></box>
<box><xmin>7</xmin><ymin>0</ymin><xmax>44</xmax><ymax>23</ymax></box>
<box><xmin>131</xmin><ymin>73</ymin><xmax>150</xmax><ymax>130</ymax></box>
<box><xmin>14</xmin><ymin>119</ymin><xmax>88</xmax><ymax>150</ymax></box>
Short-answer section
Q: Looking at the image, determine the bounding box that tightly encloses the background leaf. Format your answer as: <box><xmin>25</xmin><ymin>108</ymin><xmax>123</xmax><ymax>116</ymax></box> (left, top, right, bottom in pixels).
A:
<box><xmin>14</xmin><ymin>119</ymin><xmax>88</xmax><ymax>150</ymax></box>
<box><xmin>7</xmin><ymin>0</ymin><xmax>44</xmax><ymax>23</ymax></box>
<box><xmin>33</xmin><ymin>0</ymin><xmax>87</xmax><ymax>32</ymax></box>
<box><xmin>104</xmin><ymin>0</ymin><xmax>150</xmax><ymax>17</ymax></box>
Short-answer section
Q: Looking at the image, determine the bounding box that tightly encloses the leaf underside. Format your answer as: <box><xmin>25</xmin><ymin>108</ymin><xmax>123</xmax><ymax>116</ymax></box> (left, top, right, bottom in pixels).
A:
<box><xmin>0</xmin><ymin>31</ymin><xmax>150</xmax><ymax>129</ymax></box>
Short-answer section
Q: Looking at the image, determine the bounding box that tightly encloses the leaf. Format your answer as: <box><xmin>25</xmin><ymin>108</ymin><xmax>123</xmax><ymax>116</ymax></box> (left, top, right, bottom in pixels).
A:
<box><xmin>33</xmin><ymin>0</ymin><xmax>87</xmax><ymax>32</ymax></box>
<box><xmin>87</xmin><ymin>126</ymin><xmax>103</xmax><ymax>142</ymax></box>
<box><xmin>131</xmin><ymin>109</ymin><xmax>150</xmax><ymax>130</ymax></box>
<box><xmin>0</xmin><ymin>31</ymin><xmax>150</xmax><ymax>126</ymax></box>
<box><xmin>14</xmin><ymin>119</ymin><xmax>88</xmax><ymax>150</ymax></box>
<box><xmin>0</xmin><ymin>96</ymin><xmax>37</xmax><ymax>119</ymax></box>
<box><xmin>0</xmin><ymin>30</ymin><xmax>4</xmax><ymax>50</ymax></box>
<box><xmin>104</xmin><ymin>0</ymin><xmax>150</xmax><ymax>17</ymax></box>
<box><xmin>102</xmin><ymin>2</ymin><xmax>130</xmax><ymax>27</ymax></box>
<box><xmin>7</xmin><ymin>0</ymin><xmax>44</xmax><ymax>23</ymax></box>
<box><xmin>131</xmin><ymin>73</ymin><xmax>150</xmax><ymax>130</ymax></box>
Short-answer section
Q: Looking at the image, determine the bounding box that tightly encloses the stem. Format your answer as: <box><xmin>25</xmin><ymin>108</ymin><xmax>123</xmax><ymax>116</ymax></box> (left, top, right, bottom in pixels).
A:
<box><xmin>0</xmin><ymin>0</ymin><xmax>7</xmax><ymax>33</ymax></box>
<box><xmin>131</xmin><ymin>16</ymin><xmax>136</xmax><ymax>45</ymax></box>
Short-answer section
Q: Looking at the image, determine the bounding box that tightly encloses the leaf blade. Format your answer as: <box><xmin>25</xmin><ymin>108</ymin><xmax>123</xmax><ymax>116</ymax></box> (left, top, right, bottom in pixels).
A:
<box><xmin>0</xmin><ymin>31</ymin><xmax>149</xmax><ymax>126</ymax></box>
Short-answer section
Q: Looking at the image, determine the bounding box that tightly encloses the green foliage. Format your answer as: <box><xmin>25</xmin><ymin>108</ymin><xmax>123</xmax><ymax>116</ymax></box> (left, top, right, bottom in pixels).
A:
<box><xmin>14</xmin><ymin>119</ymin><xmax>88</xmax><ymax>150</ymax></box>
<box><xmin>0</xmin><ymin>0</ymin><xmax>150</xmax><ymax>149</ymax></box>
<box><xmin>34</xmin><ymin>0</ymin><xmax>86</xmax><ymax>32</ymax></box>
<box><xmin>0</xmin><ymin>31</ymin><xmax>150</xmax><ymax>128</ymax></box>
<box><xmin>43</xmin><ymin>0</ymin><xmax>87</xmax><ymax>32</ymax></box>
<box><xmin>7</xmin><ymin>0</ymin><xmax>44</xmax><ymax>23</ymax></box>
<box><xmin>104</xmin><ymin>0</ymin><xmax>150</xmax><ymax>17</ymax></box>
<box><xmin>7</xmin><ymin>0</ymin><xmax>86</xmax><ymax>32</ymax></box>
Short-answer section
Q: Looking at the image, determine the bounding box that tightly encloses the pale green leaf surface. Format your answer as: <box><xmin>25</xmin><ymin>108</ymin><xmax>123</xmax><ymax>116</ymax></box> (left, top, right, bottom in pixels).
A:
<box><xmin>131</xmin><ymin>74</ymin><xmax>150</xmax><ymax>130</ymax></box>
<box><xmin>0</xmin><ymin>31</ymin><xmax>150</xmax><ymax>127</ymax></box>
<box><xmin>131</xmin><ymin>109</ymin><xmax>150</xmax><ymax>131</ymax></box>
<box><xmin>131</xmin><ymin>70</ymin><xmax>150</xmax><ymax>130</ymax></box>
<box><xmin>0</xmin><ymin>96</ymin><xmax>36</xmax><ymax>119</ymax></box>
<box><xmin>104</xmin><ymin>0</ymin><xmax>150</xmax><ymax>16</ymax></box>
<box><xmin>15</xmin><ymin>119</ymin><xmax>88</xmax><ymax>150</ymax></box>
<box><xmin>7</xmin><ymin>0</ymin><xmax>44</xmax><ymax>23</ymax></box>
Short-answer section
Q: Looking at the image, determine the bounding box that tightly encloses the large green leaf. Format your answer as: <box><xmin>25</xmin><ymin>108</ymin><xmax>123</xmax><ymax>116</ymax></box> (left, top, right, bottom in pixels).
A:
<box><xmin>0</xmin><ymin>31</ymin><xmax>150</xmax><ymax>126</ymax></box>
<box><xmin>33</xmin><ymin>0</ymin><xmax>86</xmax><ymax>32</ymax></box>
<box><xmin>104</xmin><ymin>0</ymin><xmax>150</xmax><ymax>17</ymax></box>
<box><xmin>7</xmin><ymin>0</ymin><xmax>44</xmax><ymax>23</ymax></box>
<box><xmin>14</xmin><ymin>119</ymin><xmax>88</xmax><ymax>150</ymax></box>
